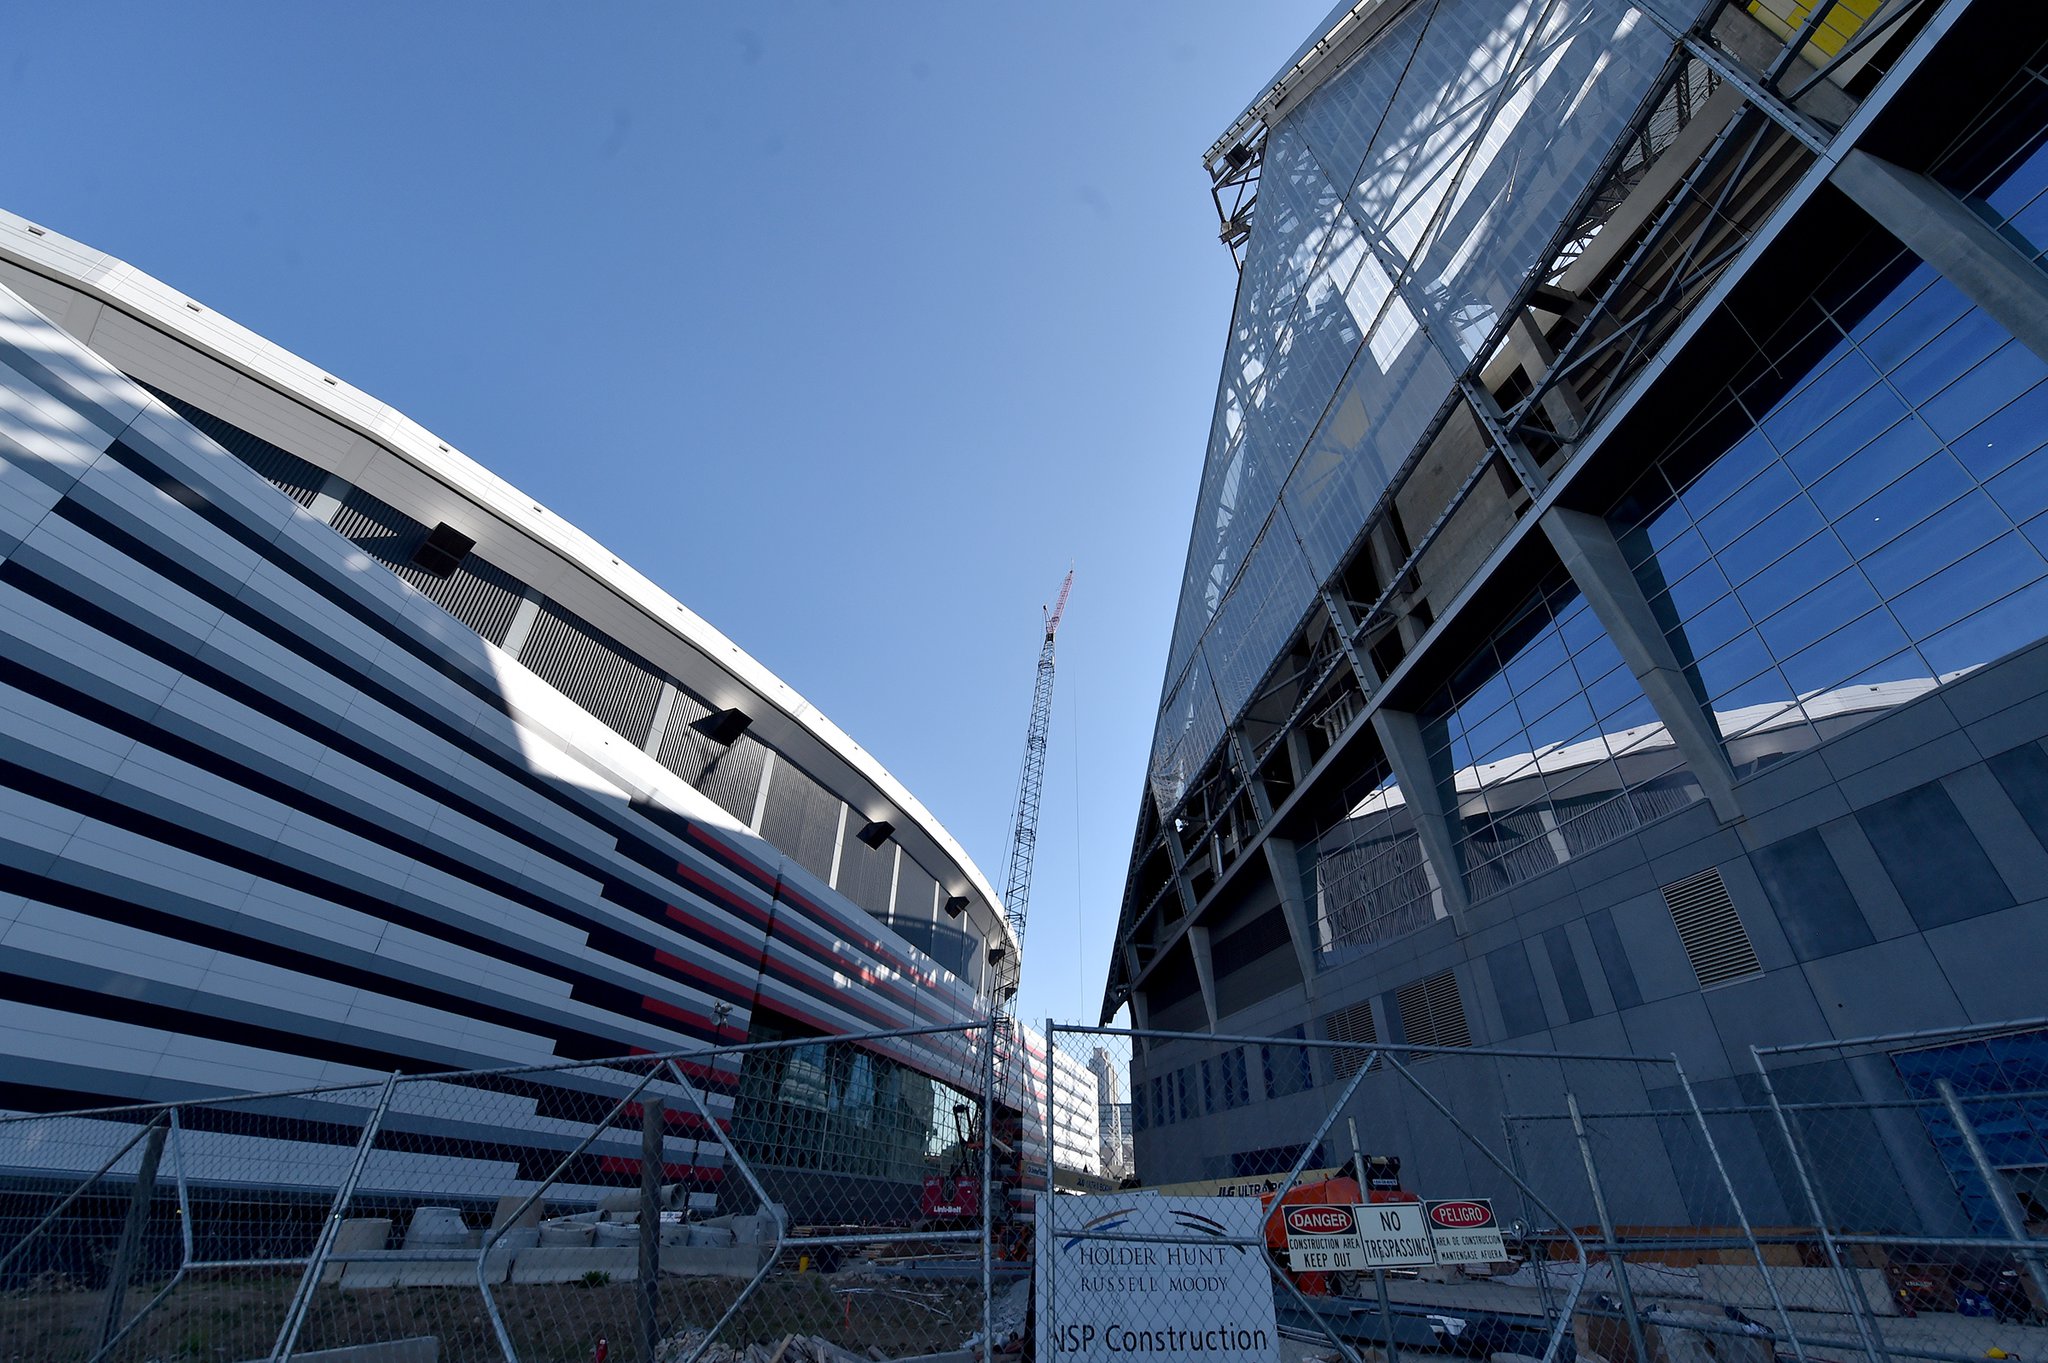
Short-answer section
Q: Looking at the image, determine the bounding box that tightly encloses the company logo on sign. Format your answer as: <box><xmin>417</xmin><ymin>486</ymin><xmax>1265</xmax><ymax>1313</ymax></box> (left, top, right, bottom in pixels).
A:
<box><xmin>1428</xmin><ymin>1201</ymin><xmax>1491</xmax><ymax>1228</ymax></box>
<box><xmin>1063</xmin><ymin>1207</ymin><xmax>1245</xmax><ymax>1255</ymax></box>
<box><xmin>1284</xmin><ymin>1206</ymin><xmax>1356</xmax><ymax>1236</ymax></box>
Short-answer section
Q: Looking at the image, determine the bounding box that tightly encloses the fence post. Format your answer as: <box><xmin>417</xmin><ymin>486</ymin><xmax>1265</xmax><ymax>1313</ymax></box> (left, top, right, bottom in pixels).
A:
<box><xmin>1566</xmin><ymin>1091</ymin><xmax>1650</xmax><ymax>1363</ymax></box>
<box><xmin>272</xmin><ymin>1070</ymin><xmax>399</xmax><ymax>1363</ymax></box>
<box><xmin>641</xmin><ymin>1096</ymin><xmax>665</xmax><ymax>1363</ymax></box>
<box><xmin>1042</xmin><ymin>1015</ymin><xmax>1056</xmax><ymax>1363</ymax></box>
<box><xmin>1670</xmin><ymin>1060</ymin><xmax>1807</xmax><ymax>1363</ymax></box>
<box><xmin>0</xmin><ymin>1112</ymin><xmax>166</xmax><ymax>1283</ymax></box>
<box><xmin>1749</xmin><ymin>1056</ymin><xmax>1886</xmax><ymax>1363</ymax></box>
<box><xmin>982</xmin><ymin>1018</ymin><xmax>997</xmax><ymax>1359</ymax></box>
<box><xmin>1937</xmin><ymin>1078</ymin><xmax>2048</xmax><ymax>1313</ymax></box>
<box><xmin>95</xmin><ymin>1116</ymin><xmax>167</xmax><ymax>1351</ymax></box>
<box><xmin>1501</xmin><ymin>1117</ymin><xmax>1559</xmax><ymax>1331</ymax></box>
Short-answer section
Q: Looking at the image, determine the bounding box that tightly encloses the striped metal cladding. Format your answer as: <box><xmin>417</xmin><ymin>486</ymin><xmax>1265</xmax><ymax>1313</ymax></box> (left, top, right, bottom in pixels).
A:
<box><xmin>519</xmin><ymin>600</ymin><xmax>666</xmax><ymax>743</ymax></box>
<box><xmin>146</xmin><ymin>384</ymin><xmax>326</xmax><ymax>507</ymax></box>
<box><xmin>655</xmin><ymin>685</ymin><xmax>770</xmax><ymax>823</ymax></box>
<box><xmin>328</xmin><ymin>485</ymin><xmax>525</xmax><ymax>644</ymax></box>
<box><xmin>1662</xmin><ymin>867</ymin><xmax>1762</xmax><ymax>989</ymax></box>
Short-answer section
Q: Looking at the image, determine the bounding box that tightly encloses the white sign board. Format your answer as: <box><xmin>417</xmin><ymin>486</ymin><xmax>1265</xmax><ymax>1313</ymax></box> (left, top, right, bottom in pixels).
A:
<box><xmin>1281</xmin><ymin>1203</ymin><xmax>1367</xmax><ymax>1273</ymax></box>
<box><xmin>1037</xmin><ymin>1196</ymin><xmax>1278</xmax><ymax>1363</ymax></box>
<box><xmin>1354</xmin><ymin>1200</ymin><xmax>1436</xmax><ymax>1268</ymax></box>
<box><xmin>1425</xmin><ymin>1198</ymin><xmax>1509</xmax><ymax>1263</ymax></box>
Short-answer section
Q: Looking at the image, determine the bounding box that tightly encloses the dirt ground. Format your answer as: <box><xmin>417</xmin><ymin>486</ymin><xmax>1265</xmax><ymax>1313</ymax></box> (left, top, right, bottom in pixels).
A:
<box><xmin>0</xmin><ymin>1267</ymin><xmax>986</xmax><ymax>1363</ymax></box>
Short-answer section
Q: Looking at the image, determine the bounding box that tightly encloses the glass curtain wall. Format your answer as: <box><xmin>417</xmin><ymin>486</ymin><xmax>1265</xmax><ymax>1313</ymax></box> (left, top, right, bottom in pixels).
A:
<box><xmin>730</xmin><ymin>1032</ymin><xmax>960</xmax><ymax>1182</ymax></box>
<box><xmin>1148</xmin><ymin>0</ymin><xmax>1669</xmax><ymax>815</ymax></box>
<box><xmin>1418</xmin><ymin>569</ymin><xmax>1701</xmax><ymax>900</ymax></box>
<box><xmin>1610</xmin><ymin>162</ymin><xmax>2048</xmax><ymax>775</ymax></box>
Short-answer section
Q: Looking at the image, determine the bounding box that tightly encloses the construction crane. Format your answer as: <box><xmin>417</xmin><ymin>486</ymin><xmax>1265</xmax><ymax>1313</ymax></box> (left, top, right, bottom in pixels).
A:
<box><xmin>923</xmin><ymin>571</ymin><xmax>1070</xmax><ymax>1250</ymax></box>
<box><xmin>994</xmin><ymin>567</ymin><xmax>1071</xmax><ymax>1016</ymax></box>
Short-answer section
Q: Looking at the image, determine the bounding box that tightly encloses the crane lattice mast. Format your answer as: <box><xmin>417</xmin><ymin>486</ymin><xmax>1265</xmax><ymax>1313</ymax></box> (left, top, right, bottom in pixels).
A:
<box><xmin>985</xmin><ymin>570</ymin><xmax>1071</xmax><ymax>1188</ymax></box>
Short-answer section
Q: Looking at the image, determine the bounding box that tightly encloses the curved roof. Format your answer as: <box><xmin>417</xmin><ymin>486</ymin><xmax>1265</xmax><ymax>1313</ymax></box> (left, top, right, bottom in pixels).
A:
<box><xmin>0</xmin><ymin>206</ymin><xmax>1013</xmax><ymax>958</ymax></box>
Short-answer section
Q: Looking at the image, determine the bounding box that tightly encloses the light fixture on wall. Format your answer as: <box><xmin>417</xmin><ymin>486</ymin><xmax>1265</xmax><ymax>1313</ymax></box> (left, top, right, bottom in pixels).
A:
<box><xmin>410</xmin><ymin>522</ymin><xmax>474</xmax><ymax>579</ymax></box>
<box><xmin>697</xmin><ymin>708</ymin><xmax>752</xmax><ymax>745</ymax></box>
<box><xmin>856</xmin><ymin>819</ymin><xmax>894</xmax><ymax>849</ymax></box>
<box><xmin>943</xmin><ymin>895</ymin><xmax>968</xmax><ymax>919</ymax></box>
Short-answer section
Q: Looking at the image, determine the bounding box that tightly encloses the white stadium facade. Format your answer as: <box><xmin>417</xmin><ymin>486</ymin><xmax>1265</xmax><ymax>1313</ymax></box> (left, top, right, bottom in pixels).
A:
<box><xmin>0</xmin><ymin>209</ymin><xmax>1093</xmax><ymax>1219</ymax></box>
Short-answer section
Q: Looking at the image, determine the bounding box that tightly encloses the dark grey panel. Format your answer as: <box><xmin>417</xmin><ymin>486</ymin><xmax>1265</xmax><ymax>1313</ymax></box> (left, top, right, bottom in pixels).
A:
<box><xmin>1857</xmin><ymin>782</ymin><xmax>2015</xmax><ymax>930</ymax></box>
<box><xmin>835</xmin><ymin>828</ymin><xmax>894</xmax><ymax>919</ymax></box>
<box><xmin>1215</xmin><ymin>945</ymin><xmax>1300</xmax><ymax>1017</ymax></box>
<box><xmin>328</xmin><ymin>486</ymin><xmax>524</xmax><ymax>645</ymax></box>
<box><xmin>1487</xmin><ymin>943</ymin><xmax>1547</xmax><ymax>1038</ymax></box>
<box><xmin>1750</xmin><ymin>829</ymin><xmax>1874</xmax><ymax>960</ymax></box>
<box><xmin>893</xmin><ymin>857</ymin><xmax>938</xmax><ymax>925</ymax></box>
<box><xmin>1214</xmin><ymin>907</ymin><xmax>1290</xmax><ymax>976</ymax></box>
<box><xmin>520</xmin><ymin>600</ymin><xmax>664</xmax><ymax>743</ymax></box>
<box><xmin>1585</xmin><ymin>907</ymin><xmax>1643</xmax><ymax>1010</ymax></box>
<box><xmin>1989</xmin><ymin>741</ymin><xmax>2048</xmax><ymax>852</ymax></box>
<box><xmin>655</xmin><ymin>686</ymin><xmax>769</xmax><ymax>823</ymax></box>
<box><xmin>756</xmin><ymin>762</ymin><xmax>841</xmax><ymax>884</ymax></box>
<box><xmin>1543</xmin><ymin>927</ymin><xmax>1593</xmax><ymax>1023</ymax></box>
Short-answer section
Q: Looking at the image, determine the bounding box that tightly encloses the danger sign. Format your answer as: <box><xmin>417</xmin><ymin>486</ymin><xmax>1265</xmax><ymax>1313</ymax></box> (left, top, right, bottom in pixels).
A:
<box><xmin>1282</xmin><ymin>1204</ymin><xmax>1366</xmax><ymax>1273</ymax></box>
<box><xmin>1425</xmin><ymin>1198</ymin><xmax>1508</xmax><ymax>1263</ymax></box>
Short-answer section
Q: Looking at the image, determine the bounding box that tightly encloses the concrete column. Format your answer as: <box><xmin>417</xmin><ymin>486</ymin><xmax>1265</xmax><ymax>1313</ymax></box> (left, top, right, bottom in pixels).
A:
<box><xmin>642</xmin><ymin>681</ymin><xmax>679</xmax><ymax>758</ymax></box>
<box><xmin>1369</xmin><ymin>708</ymin><xmax>1471</xmax><ymax>928</ymax></box>
<box><xmin>748</xmin><ymin>749</ymin><xmax>777</xmax><ymax>833</ymax></box>
<box><xmin>1285</xmin><ymin>727</ymin><xmax>1315</xmax><ymax>785</ymax></box>
<box><xmin>1831</xmin><ymin>150</ymin><xmax>2048</xmax><ymax>370</ymax></box>
<box><xmin>1542</xmin><ymin>507</ymin><xmax>1743</xmax><ymax>822</ymax></box>
<box><xmin>500</xmin><ymin>590</ymin><xmax>542</xmax><ymax>659</ymax></box>
<box><xmin>1263</xmin><ymin>836</ymin><xmax>1325</xmax><ymax>1007</ymax></box>
<box><xmin>305</xmin><ymin>471</ymin><xmax>350</xmax><ymax>525</ymax></box>
<box><xmin>826</xmin><ymin>801</ymin><xmax>849</xmax><ymax>888</ymax></box>
<box><xmin>1187</xmin><ymin>925</ymin><xmax>1222</xmax><ymax>1032</ymax></box>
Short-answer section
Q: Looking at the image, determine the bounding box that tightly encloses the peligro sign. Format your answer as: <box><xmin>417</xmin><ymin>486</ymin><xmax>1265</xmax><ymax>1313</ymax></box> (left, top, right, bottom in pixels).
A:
<box><xmin>1037</xmin><ymin>1196</ymin><xmax>1278</xmax><ymax>1363</ymax></box>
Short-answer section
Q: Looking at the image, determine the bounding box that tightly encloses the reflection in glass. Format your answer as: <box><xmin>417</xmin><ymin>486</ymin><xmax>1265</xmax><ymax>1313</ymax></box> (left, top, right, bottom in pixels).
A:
<box><xmin>1612</xmin><ymin>220</ymin><xmax>2048</xmax><ymax>774</ymax></box>
<box><xmin>1420</xmin><ymin>570</ymin><xmax>1702</xmax><ymax>899</ymax></box>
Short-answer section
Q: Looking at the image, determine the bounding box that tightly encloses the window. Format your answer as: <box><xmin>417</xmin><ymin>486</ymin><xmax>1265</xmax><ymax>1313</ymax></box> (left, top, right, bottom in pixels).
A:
<box><xmin>1610</xmin><ymin>201</ymin><xmax>2048</xmax><ymax>776</ymax></box>
<box><xmin>1419</xmin><ymin>569</ymin><xmax>1700</xmax><ymax>899</ymax></box>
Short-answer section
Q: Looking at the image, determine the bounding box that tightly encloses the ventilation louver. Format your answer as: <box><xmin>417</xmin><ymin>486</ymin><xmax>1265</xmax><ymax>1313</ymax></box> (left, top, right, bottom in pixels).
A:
<box><xmin>1396</xmin><ymin>969</ymin><xmax>1471</xmax><ymax>1054</ymax></box>
<box><xmin>1323</xmin><ymin>999</ymin><xmax>1381</xmax><ymax>1081</ymax></box>
<box><xmin>1662</xmin><ymin>867</ymin><xmax>1762</xmax><ymax>988</ymax></box>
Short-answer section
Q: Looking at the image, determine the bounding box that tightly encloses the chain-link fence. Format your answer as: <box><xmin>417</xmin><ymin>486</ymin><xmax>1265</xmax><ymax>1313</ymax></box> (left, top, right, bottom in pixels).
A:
<box><xmin>1047</xmin><ymin>1019</ymin><xmax>2048</xmax><ymax>1363</ymax></box>
<box><xmin>0</xmin><ymin>1021</ymin><xmax>1003</xmax><ymax>1363</ymax></box>
<box><xmin>13</xmin><ymin>1017</ymin><xmax>2045</xmax><ymax>1362</ymax></box>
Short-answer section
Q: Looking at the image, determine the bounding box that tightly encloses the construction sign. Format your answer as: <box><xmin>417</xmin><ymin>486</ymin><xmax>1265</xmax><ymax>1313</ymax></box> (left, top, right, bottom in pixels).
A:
<box><xmin>1424</xmin><ymin>1198</ymin><xmax>1509</xmax><ymax>1264</ymax></box>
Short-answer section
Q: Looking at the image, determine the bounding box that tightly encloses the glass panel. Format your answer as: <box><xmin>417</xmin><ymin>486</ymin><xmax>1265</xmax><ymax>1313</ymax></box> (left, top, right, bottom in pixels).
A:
<box><xmin>1615</xmin><ymin>233</ymin><xmax>2048</xmax><ymax>771</ymax></box>
<box><xmin>1420</xmin><ymin>568</ymin><xmax>1700</xmax><ymax>899</ymax></box>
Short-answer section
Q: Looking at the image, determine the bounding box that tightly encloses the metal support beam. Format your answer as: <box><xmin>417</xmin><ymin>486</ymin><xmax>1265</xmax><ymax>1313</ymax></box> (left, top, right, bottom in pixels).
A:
<box><xmin>1319</xmin><ymin>587</ymin><xmax>1381</xmax><ymax>696</ymax></box>
<box><xmin>1187</xmin><ymin>925</ymin><xmax>1222</xmax><ymax>1032</ymax></box>
<box><xmin>1542</xmin><ymin>507</ymin><xmax>1743</xmax><ymax>822</ymax></box>
<box><xmin>1263</xmin><ymin>836</ymin><xmax>1325</xmax><ymax>1008</ymax></box>
<box><xmin>1831</xmin><ymin>149</ymin><xmax>2048</xmax><ymax>370</ymax></box>
<box><xmin>1461</xmin><ymin>379</ymin><xmax>1551</xmax><ymax>496</ymax></box>
<box><xmin>1632</xmin><ymin>2</ymin><xmax>1833</xmax><ymax>155</ymax></box>
<box><xmin>1232</xmin><ymin>728</ymin><xmax>1274</xmax><ymax>823</ymax></box>
<box><xmin>1368</xmin><ymin>708</ymin><xmax>1470</xmax><ymax>929</ymax></box>
<box><xmin>1161</xmin><ymin>823</ymin><xmax>1202</xmax><ymax>921</ymax></box>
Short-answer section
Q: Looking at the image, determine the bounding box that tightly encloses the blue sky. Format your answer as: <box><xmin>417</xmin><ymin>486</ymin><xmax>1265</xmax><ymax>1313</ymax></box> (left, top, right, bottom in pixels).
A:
<box><xmin>9</xmin><ymin>2</ymin><xmax>1333</xmax><ymax>1029</ymax></box>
